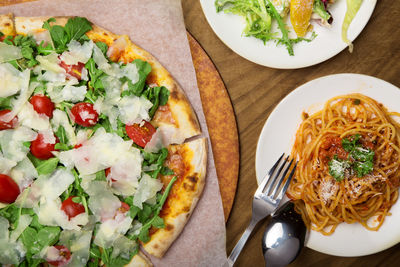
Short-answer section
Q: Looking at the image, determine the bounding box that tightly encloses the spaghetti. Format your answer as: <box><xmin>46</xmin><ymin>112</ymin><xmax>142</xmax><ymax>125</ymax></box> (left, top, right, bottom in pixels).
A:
<box><xmin>287</xmin><ymin>93</ymin><xmax>400</xmax><ymax>235</ymax></box>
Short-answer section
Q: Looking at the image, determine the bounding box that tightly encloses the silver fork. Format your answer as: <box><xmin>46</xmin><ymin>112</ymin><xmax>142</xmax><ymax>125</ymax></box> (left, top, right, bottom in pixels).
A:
<box><xmin>225</xmin><ymin>154</ymin><xmax>297</xmax><ymax>267</ymax></box>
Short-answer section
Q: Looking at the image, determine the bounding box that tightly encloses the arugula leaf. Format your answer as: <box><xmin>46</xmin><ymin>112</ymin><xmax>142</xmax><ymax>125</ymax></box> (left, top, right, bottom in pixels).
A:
<box><xmin>0</xmin><ymin>96</ymin><xmax>13</xmax><ymax>109</ymax></box>
<box><xmin>121</xmin><ymin>59</ymin><xmax>152</xmax><ymax>97</ymax></box>
<box><xmin>64</xmin><ymin>17</ymin><xmax>92</xmax><ymax>42</ymax></box>
<box><xmin>95</xmin><ymin>41</ymin><xmax>108</xmax><ymax>55</ymax></box>
<box><xmin>55</xmin><ymin>125</ymin><xmax>68</xmax><ymax>144</ymax></box>
<box><xmin>95</xmin><ymin>169</ymin><xmax>107</xmax><ymax>181</ymax></box>
<box><xmin>28</xmin><ymin>155</ymin><xmax>59</xmax><ymax>176</ymax></box>
<box><xmin>42</xmin><ymin>17</ymin><xmax>92</xmax><ymax>52</ymax></box>
<box><xmin>142</xmin><ymin>86</ymin><xmax>170</xmax><ymax>118</ymax></box>
<box><xmin>37</xmin><ymin>226</ymin><xmax>60</xmax><ymax>247</ymax></box>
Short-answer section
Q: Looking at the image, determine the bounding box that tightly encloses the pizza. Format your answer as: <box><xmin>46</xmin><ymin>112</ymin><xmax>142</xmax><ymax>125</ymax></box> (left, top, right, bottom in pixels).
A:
<box><xmin>0</xmin><ymin>13</ymin><xmax>207</xmax><ymax>266</ymax></box>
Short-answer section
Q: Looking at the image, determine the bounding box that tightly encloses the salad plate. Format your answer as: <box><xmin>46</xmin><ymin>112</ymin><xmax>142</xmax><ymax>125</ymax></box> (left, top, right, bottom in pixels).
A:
<box><xmin>255</xmin><ymin>74</ymin><xmax>400</xmax><ymax>256</ymax></box>
<box><xmin>200</xmin><ymin>0</ymin><xmax>377</xmax><ymax>69</ymax></box>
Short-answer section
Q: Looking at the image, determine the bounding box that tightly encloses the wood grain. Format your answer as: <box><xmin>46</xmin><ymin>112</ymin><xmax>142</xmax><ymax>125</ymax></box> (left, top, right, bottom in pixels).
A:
<box><xmin>183</xmin><ymin>0</ymin><xmax>400</xmax><ymax>266</ymax></box>
<box><xmin>187</xmin><ymin>32</ymin><xmax>239</xmax><ymax>222</ymax></box>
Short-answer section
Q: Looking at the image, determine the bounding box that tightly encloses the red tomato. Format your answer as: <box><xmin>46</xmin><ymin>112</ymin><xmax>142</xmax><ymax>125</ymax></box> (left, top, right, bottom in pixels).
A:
<box><xmin>125</xmin><ymin>121</ymin><xmax>156</xmax><ymax>147</ymax></box>
<box><xmin>30</xmin><ymin>133</ymin><xmax>58</xmax><ymax>160</ymax></box>
<box><xmin>0</xmin><ymin>109</ymin><xmax>18</xmax><ymax>130</ymax></box>
<box><xmin>118</xmin><ymin>202</ymin><xmax>130</xmax><ymax>214</ymax></box>
<box><xmin>71</xmin><ymin>103</ymin><xmax>99</xmax><ymax>127</ymax></box>
<box><xmin>59</xmin><ymin>60</ymin><xmax>85</xmax><ymax>80</ymax></box>
<box><xmin>30</xmin><ymin>95</ymin><xmax>55</xmax><ymax>118</ymax></box>
<box><xmin>47</xmin><ymin>245</ymin><xmax>71</xmax><ymax>267</ymax></box>
<box><xmin>0</xmin><ymin>174</ymin><xmax>20</xmax><ymax>203</ymax></box>
<box><xmin>61</xmin><ymin>196</ymin><xmax>85</xmax><ymax>220</ymax></box>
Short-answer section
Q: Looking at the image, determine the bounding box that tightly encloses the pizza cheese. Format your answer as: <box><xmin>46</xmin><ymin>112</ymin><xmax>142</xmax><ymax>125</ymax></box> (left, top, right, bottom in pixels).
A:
<box><xmin>0</xmin><ymin>14</ymin><xmax>206</xmax><ymax>267</ymax></box>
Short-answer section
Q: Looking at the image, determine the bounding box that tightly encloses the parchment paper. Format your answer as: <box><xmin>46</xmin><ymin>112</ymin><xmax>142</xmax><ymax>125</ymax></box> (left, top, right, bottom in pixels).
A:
<box><xmin>0</xmin><ymin>0</ymin><xmax>227</xmax><ymax>266</ymax></box>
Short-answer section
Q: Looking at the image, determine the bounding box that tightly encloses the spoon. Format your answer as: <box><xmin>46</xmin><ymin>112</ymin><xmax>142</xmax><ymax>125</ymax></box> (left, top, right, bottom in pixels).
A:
<box><xmin>262</xmin><ymin>201</ymin><xmax>307</xmax><ymax>267</ymax></box>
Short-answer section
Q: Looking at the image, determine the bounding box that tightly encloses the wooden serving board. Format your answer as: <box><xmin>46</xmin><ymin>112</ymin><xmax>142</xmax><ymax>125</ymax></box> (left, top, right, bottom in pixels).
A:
<box><xmin>187</xmin><ymin>32</ymin><xmax>239</xmax><ymax>222</ymax></box>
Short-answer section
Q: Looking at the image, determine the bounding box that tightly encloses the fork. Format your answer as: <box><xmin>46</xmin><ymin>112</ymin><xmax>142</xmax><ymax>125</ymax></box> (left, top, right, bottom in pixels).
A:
<box><xmin>225</xmin><ymin>154</ymin><xmax>297</xmax><ymax>267</ymax></box>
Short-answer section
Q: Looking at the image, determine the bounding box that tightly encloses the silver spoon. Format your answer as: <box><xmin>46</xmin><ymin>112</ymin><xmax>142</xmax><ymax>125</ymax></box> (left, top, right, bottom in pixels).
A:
<box><xmin>262</xmin><ymin>201</ymin><xmax>307</xmax><ymax>267</ymax></box>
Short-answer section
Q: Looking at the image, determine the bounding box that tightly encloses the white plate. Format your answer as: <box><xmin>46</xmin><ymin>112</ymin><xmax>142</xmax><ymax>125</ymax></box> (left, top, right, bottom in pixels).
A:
<box><xmin>255</xmin><ymin>74</ymin><xmax>400</xmax><ymax>256</ymax></box>
<box><xmin>200</xmin><ymin>1</ymin><xmax>376</xmax><ymax>69</ymax></box>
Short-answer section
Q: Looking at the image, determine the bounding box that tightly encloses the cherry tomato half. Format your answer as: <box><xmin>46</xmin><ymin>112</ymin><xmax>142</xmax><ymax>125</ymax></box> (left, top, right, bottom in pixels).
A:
<box><xmin>47</xmin><ymin>245</ymin><xmax>71</xmax><ymax>267</ymax></box>
<box><xmin>125</xmin><ymin>121</ymin><xmax>156</xmax><ymax>148</ymax></box>
<box><xmin>71</xmin><ymin>103</ymin><xmax>99</xmax><ymax>127</ymax></box>
<box><xmin>0</xmin><ymin>109</ymin><xmax>18</xmax><ymax>130</ymax></box>
<box><xmin>0</xmin><ymin>174</ymin><xmax>20</xmax><ymax>204</ymax></box>
<box><xmin>30</xmin><ymin>133</ymin><xmax>58</xmax><ymax>160</ymax></box>
<box><xmin>59</xmin><ymin>60</ymin><xmax>85</xmax><ymax>80</ymax></box>
<box><xmin>61</xmin><ymin>196</ymin><xmax>85</xmax><ymax>220</ymax></box>
<box><xmin>118</xmin><ymin>202</ymin><xmax>130</xmax><ymax>214</ymax></box>
<box><xmin>30</xmin><ymin>94</ymin><xmax>55</xmax><ymax>118</ymax></box>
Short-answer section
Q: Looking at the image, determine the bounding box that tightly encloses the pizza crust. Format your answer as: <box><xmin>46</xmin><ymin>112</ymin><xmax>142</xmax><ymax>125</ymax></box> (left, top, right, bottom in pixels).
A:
<box><xmin>0</xmin><ymin>13</ymin><xmax>15</xmax><ymax>36</ymax></box>
<box><xmin>143</xmin><ymin>138</ymin><xmax>207</xmax><ymax>257</ymax></box>
<box><xmin>127</xmin><ymin>251</ymin><xmax>153</xmax><ymax>267</ymax></box>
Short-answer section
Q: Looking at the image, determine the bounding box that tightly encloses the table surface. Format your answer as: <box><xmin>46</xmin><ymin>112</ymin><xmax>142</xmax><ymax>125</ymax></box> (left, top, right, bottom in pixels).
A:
<box><xmin>182</xmin><ymin>0</ymin><xmax>400</xmax><ymax>266</ymax></box>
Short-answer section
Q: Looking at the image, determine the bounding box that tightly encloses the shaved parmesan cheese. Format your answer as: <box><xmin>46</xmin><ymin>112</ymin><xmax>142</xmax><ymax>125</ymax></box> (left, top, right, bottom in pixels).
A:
<box><xmin>0</xmin><ymin>42</ymin><xmax>21</xmax><ymax>63</ymax></box>
<box><xmin>39</xmin><ymin>129</ymin><xmax>56</xmax><ymax>144</ymax></box>
<box><xmin>36</xmin><ymin>52</ymin><xmax>65</xmax><ymax>73</ymax></box>
<box><xmin>51</xmin><ymin>109</ymin><xmax>77</xmax><ymax>146</ymax></box>
<box><xmin>32</xmin><ymin>30</ymin><xmax>52</xmax><ymax>46</ymax></box>
<box><xmin>0</xmin><ymin>216</ymin><xmax>9</xmax><ymax>240</ymax></box>
<box><xmin>9</xmin><ymin>214</ymin><xmax>32</xmax><ymax>242</ymax></box>
<box><xmin>94</xmin><ymin>213</ymin><xmax>133</xmax><ymax>248</ymax></box>
<box><xmin>0</xmin><ymin>63</ymin><xmax>24</xmax><ymax>98</ymax></box>
<box><xmin>0</xmin><ymin>43</ymin><xmax>22</xmax><ymax>63</ymax></box>
<box><xmin>144</xmin><ymin>128</ymin><xmax>164</xmax><ymax>153</ymax></box>
<box><xmin>0</xmin><ymin>72</ymin><xmax>35</xmax><ymax>123</ymax></box>
<box><xmin>40</xmin><ymin>169</ymin><xmax>75</xmax><ymax>201</ymax></box>
<box><xmin>59</xmin><ymin>128</ymin><xmax>142</xmax><ymax>176</ymax></box>
<box><xmin>111</xmin><ymin>235</ymin><xmax>137</xmax><ymax>259</ymax></box>
<box><xmin>10</xmin><ymin>157</ymin><xmax>38</xmax><ymax>190</ymax></box>
<box><xmin>45</xmin><ymin>246</ymin><xmax>62</xmax><ymax>261</ymax></box>
<box><xmin>92</xmin><ymin>45</ymin><xmax>121</xmax><ymax>77</ymax></box>
<box><xmin>16</xmin><ymin>168</ymin><xmax>74</xmax><ymax>208</ymax></box>
<box><xmin>133</xmin><ymin>174</ymin><xmax>163</xmax><ymax>209</ymax></box>
<box><xmin>60</xmin><ymin>84</ymin><xmax>87</xmax><ymax>103</ymax></box>
<box><xmin>18</xmin><ymin>102</ymin><xmax>51</xmax><ymax>131</ymax></box>
<box><xmin>107</xmin><ymin>37</ymin><xmax>127</xmax><ymax>60</ymax></box>
<box><xmin>0</xmin><ymin>127</ymin><xmax>37</xmax><ymax>162</ymax></box>
<box><xmin>59</xmin><ymin>229</ymin><xmax>92</xmax><ymax>266</ymax></box>
<box><xmin>118</xmin><ymin>95</ymin><xmax>152</xmax><ymax>125</ymax></box>
<box><xmin>60</xmin><ymin>40</ymin><xmax>94</xmax><ymax>65</ymax></box>
<box><xmin>121</xmin><ymin>63</ymin><xmax>139</xmax><ymax>84</ymax></box>
<box><xmin>85</xmin><ymin>181</ymin><xmax>121</xmax><ymax>222</ymax></box>
<box><xmin>35</xmin><ymin>198</ymin><xmax>88</xmax><ymax>230</ymax></box>
<box><xmin>0</xmin><ymin>152</ymin><xmax>17</xmax><ymax>174</ymax></box>
<box><xmin>0</xmin><ymin>216</ymin><xmax>26</xmax><ymax>265</ymax></box>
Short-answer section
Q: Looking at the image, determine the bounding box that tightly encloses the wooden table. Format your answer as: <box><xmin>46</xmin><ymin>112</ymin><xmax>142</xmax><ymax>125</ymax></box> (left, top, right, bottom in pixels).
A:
<box><xmin>183</xmin><ymin>1</ymin><xmax>400</xmax><ymax>266</ymax></box>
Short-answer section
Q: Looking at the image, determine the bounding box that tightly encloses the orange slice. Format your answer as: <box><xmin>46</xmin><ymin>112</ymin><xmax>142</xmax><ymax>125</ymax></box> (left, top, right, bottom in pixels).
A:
<box><xmin>290</xmin><ymin>0</ymin><xmax>314</xmax><ymax>37</ymax></box>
